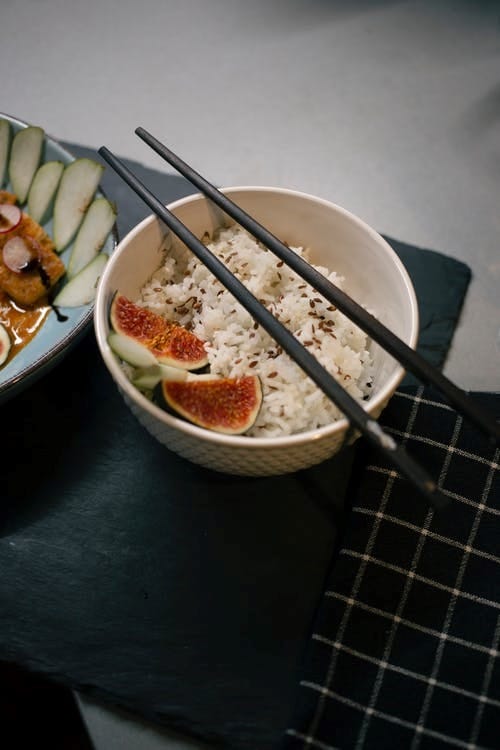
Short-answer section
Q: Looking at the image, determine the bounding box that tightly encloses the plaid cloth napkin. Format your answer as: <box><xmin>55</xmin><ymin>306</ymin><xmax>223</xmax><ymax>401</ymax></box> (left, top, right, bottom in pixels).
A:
<box><xmin>284</xmin><ymin>386</ymin><xmax>500</xmax><ymax>750</ymax></box>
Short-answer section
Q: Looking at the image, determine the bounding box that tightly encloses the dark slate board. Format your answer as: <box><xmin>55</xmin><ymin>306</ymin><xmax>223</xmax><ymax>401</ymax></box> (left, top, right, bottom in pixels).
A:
<box><xmin>386</xmin><ymin>236</ymin><xmax>471</xmax><ymax>385</ymax></box>
<box><xmin>0</xmin><ymin>144</ymin><xmax>471</xmax><ymax>750</ymax></box>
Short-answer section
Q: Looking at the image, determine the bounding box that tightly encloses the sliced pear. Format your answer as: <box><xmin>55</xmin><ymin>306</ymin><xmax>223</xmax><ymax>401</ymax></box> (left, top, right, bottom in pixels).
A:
<box><xmin>132</xmin><ymin>364</ymin><xmax>214</xmax><ymax>390</ymax></box>
<box><xmin>0</xmin><ymin>323</ymin><xmax>11</xmax><ymax>366</ymax></box>
<box><xmin>131</xmin><ymin>362</ymin><xmax>192</xmax><ymax>390</ymax></box>
<box><xmin>8</xmin><ymin>125</ymin><xmax>45</xmax><ymax>203</ymax></box>
<box><xmin>107</xmin><ymin>332</ymin><xmax>158</xmax><ymax>368</ymax></box>
<box><xmin>131</xmin><ymin>366</ymin><xmax>164</xmax><ymax>390</ymax></box>
<box><xmin>53</xmin><ymin>158</ymin><xmax>104</xmax><ymax>251</ymax></box>
<box><xmin>53</xmin><ymin>252</ymin><xmax>108</xmax><ymax>307</ymax></box>
<box><xmin>27</xmin><ymin>160</ymin><xmax>64</xmax><ymax>224</ymax></box>
<box><xmin>67</xmin><ymin>197</ymin><xmax>116</xmax><ymax>278</ymax></box>
<box><xmin>0</xmin><ymin>119</ymin><xmax>11</xmax><ymax>188</ymax></box>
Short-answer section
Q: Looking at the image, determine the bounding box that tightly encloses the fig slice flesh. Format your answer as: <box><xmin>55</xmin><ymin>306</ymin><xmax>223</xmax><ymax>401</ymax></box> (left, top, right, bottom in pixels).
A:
<box><xmin>160</xmin><ymin>375</ymin><xmax>262</xmax><ymax>435</ymax></box>
<box><xmin>110</xmin><ymin>293</ymin><xmax>208</xmax><ymax>371</ymax></box>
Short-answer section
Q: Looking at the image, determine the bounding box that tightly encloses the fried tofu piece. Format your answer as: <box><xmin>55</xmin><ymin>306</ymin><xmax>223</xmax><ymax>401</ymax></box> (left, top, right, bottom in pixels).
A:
<box><xmin>0</xmin><ymin>191</ymin><xmax>17</xmax><ymax>206</ymax></box>
<box><xmin>0</xmin><ymin>212</ymin><xmax>66</xmax><ymax>307</ymax></box>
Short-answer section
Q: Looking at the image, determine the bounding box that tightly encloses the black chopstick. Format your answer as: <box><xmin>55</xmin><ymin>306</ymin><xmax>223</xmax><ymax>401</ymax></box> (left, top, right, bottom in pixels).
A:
<box><xmin>99</xmin><ymin>145</ymin><xmax>448</xmax><ymax>509</ymax></box>
<box><xmin>135</xmin><ymin>126</ymin><xmax>500</xmax><ymax>447</ymax></box>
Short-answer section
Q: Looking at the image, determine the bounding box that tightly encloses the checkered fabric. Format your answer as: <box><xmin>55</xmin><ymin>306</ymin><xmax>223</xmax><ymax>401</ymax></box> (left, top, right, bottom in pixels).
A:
<box><xmin>284</xmin><ymin>386</ymin><xmax>500</xmax><ymax>750</ymax></box>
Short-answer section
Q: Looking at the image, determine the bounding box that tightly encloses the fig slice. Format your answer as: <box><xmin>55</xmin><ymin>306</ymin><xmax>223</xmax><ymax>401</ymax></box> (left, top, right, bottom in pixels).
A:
<box><xmin>160</xmin><ymin>375</ymin><xmax>262</xmax><ymax>435</ymax></box>
<box><xmin>110</xmin><ymin>293</ymin><xmax>209</xmax><ymax>371</ymax></box>
<box><xmin>0</xmin><ymin>204</ymin><xmax>22</xmax><ymax>234</ymax></box>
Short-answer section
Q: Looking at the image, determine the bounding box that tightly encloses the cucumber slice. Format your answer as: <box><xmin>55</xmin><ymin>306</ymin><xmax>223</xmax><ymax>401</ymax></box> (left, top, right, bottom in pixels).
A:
<box><xmin>131</xmin><ymin>364</ymin><xmax>211</xmax><ymax>390</ymax></box>
<box><xmin>0</xmin><ymin>323</ymin><xmax>11</xmax><ymax>366</ymax></box>
<box><xmin>131</xmin><ymin>362</ymin><xmax>188</xmax><ymax>391</ymax></box>
<box><xmin>67</xmin><ymin>197</ymin><xmax>116</xmax><ymax>278</ymax></box>
<box><xmin>53</xmin><ymin>158</ymin><xmax>104</xmax><ymax>252</ymax></box>
<box><xmin>8</xmin><ymin>125</ymin><xmax>45</xmax><ymax>204</ymax></box>
<box><xmin>107</xmin><ymin>332</ymin><xmax>158</xmax><ymax>368</ymax></box>
<box><xmin>27</xmin><ymin>160</ymin><xmax>64</xmax><ymax>224</ymax></box>
<box><xmin>131</xmin><ymin>364</ymin><xmax>163</xmax><ymax>390</ymax></box>
<box><xmin>131</xmin><ymin>362</ymin><xmax>189</xmax><ymax>389</ymax></box>
<box><xmin>0</xmin><ymin>119</ymin><xmax>11</xmax><ymax>188</ymax></box>
<box><xmin>53</xmin><ymin>252</ymin><xmax>108</xmax><ymax>307</ymax></box>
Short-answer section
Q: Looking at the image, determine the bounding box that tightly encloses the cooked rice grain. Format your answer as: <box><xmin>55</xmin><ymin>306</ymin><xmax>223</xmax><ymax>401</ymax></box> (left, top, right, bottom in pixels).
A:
<box><xmin>139</xmin><ymin>225</ymin><xmax>375</xmax><ymax>437</ymax></box>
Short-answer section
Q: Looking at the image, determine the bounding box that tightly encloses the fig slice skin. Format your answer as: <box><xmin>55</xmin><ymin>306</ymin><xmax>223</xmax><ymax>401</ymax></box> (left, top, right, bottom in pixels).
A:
<box><xmin>110</xmin><ymin>292</ymin><xmax>209</xmax><ymax>371</ymax></box>
<box><xmin>160</xmin><ymin>375</ymin><xmax>263</xmax><ymax>435</ymax></box>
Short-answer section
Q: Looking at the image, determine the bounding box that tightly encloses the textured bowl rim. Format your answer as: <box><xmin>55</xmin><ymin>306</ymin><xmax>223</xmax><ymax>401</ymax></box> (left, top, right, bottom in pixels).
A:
<box><xmin>94</xmin><ymin>186</ymin><xmax>419</xmax><ymax>451</ymax></box>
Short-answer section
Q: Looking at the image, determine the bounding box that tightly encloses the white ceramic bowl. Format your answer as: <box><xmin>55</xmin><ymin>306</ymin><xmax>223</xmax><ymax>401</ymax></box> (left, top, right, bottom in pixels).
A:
<box><xmin>94</xmin><ymin>187</ymin><xmax>418</xmax><ymax>476</ymax></box>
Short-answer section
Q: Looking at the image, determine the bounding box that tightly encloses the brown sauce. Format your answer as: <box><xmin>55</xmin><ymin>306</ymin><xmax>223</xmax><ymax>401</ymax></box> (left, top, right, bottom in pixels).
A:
<box><xmin>0</xmin><ymin>291</ymin><xmax>51</xmax><ymax>366</ymax></box>
<box><xmin>0</xmin><ymin>191</ymin><xmax>68</xmax><ymax>368</ymax></box>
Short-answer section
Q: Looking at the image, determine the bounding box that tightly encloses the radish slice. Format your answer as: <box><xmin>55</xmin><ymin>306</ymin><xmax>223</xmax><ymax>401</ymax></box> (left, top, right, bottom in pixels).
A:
<box><xmin>53</xmin><ymin>252</ymin><xmax>108</xmax><ymax>307</ymax></box>
<box><xmin>0</xmin><ymin>323</ymin><xmax>11</xmax><ymax>366</ymax></box>
<box><xmin>8</xmin><ymin>126</ymin><xmax>45</xmax><ymax>204</ymax></box>
<box><xmin>2</xmin><ymin>236</ymin><xmax>34</xmax><ymax>272</ymax></box>
<box><xmin>0</xmin><ymin>119</ymin><xmax>11</xmax><ymax>188</ymax></box>
<box><xmin>67</xmin><ymin>197</ymin><xmax>116</xmax><ymax>278</ymax></box>
<box><xmin>27</xmin><ymin>160</ymin><xmax>64</xmax><ymax>224</ymax></box>
<box><xmin>53</xmin><ymin>158</ymin><xmax>104</xmax><ymax>252</ymax></box>
<box><xmin>0</xmin><ymin>204</ymin><xmax>22</xmax><ymax>234</ymax></box>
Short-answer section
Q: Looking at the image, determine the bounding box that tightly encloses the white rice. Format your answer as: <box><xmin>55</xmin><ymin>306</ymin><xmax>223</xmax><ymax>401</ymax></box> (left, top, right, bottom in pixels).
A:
<box><xmin>138</xmin><ymin>225</ymin><xmax>375</xmax><ymax>437</ymax></box>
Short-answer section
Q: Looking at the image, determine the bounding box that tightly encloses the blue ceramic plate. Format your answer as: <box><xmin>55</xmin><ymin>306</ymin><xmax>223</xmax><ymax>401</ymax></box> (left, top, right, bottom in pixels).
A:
<box><xmin>0</xmin><ymin>113</ymin><xmax>117</xmax><ymax>404</ymax></box>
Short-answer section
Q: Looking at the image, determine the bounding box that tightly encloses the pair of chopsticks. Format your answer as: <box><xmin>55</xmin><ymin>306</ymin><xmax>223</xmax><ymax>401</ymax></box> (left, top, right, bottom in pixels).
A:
<box><xmin>99</xmin><ymin>130</ymin><xmax>500</xmax><ymax>510</ymax></box>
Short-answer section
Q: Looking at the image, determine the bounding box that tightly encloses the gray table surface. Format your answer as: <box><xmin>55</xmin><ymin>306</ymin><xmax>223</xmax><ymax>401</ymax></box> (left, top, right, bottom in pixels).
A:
<box><xmin>1</xmin><ymin>1</ymin><xmax>499</xmax><ymax>748</ymax></box>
